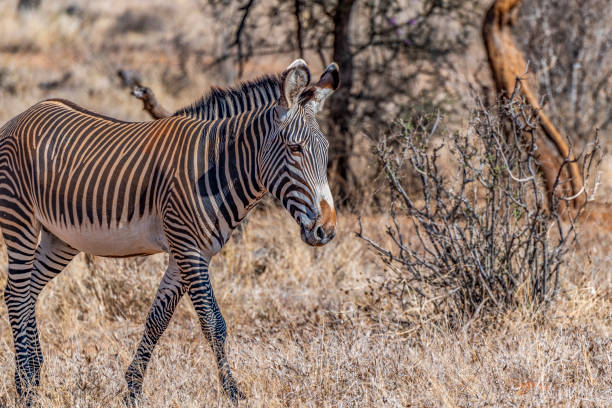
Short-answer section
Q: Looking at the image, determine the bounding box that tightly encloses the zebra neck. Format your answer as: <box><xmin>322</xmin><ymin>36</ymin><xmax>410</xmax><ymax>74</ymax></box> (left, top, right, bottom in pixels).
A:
<box><xmin>195</xmin><ymin>106</ymin><xmax>273</xmax><ymax>236</ymax></box>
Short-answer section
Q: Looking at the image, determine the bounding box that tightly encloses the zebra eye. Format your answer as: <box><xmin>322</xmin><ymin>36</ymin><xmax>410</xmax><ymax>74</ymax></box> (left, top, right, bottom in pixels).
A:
<box><xmin>288</xmin><ymin>144</ymin><xmax>304</xmax><ymax>154</ymax></box>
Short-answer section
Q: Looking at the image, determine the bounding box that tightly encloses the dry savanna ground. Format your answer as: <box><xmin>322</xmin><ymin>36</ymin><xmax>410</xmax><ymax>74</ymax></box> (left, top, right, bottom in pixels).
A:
<box><xmin>0</xmin><ymin>210</ymin><xmax>610</xmax><ymax>407</ymax></box>
<box><xmin>0</xmin><ymin>1</ymin><xmax>611</xmax><ymax>407</ymax></box>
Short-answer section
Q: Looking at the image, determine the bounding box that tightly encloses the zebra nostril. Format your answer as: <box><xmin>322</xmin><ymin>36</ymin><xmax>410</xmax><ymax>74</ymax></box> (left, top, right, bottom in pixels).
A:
<box><xmin>314</xmin><ymin>225</ymin><xmax>325</xmax><ymax>241</ymax></box>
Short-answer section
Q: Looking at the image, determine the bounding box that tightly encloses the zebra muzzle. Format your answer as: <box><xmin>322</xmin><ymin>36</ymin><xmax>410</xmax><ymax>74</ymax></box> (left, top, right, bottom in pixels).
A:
<box><xmin>300</xmin><ymin>218</ymin><xmax>336</xmax><ymax>246</ymax></box>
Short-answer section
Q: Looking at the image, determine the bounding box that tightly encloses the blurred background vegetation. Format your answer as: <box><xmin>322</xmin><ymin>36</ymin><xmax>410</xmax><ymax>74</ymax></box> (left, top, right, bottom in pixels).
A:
<box><xmin>2</xmin><ymin>0</ymin><xmax>609</xmax><ymax>206</ymax></box>
<box><xmin>0</xmin><ymin>1</ymin><xmax>611</xmax><ymax>405</ymax></box>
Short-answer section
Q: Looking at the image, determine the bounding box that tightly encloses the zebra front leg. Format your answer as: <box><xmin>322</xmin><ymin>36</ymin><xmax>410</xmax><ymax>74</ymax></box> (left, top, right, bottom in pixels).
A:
<box><xmin>124</xmin><ymin>257</ymin><xmax>187</xmax><ymax>405</ymax></box>
<box><xmin>179</xmin><ymin>256</ymin><xmax>245</xmax><ymax>403</ymax></box>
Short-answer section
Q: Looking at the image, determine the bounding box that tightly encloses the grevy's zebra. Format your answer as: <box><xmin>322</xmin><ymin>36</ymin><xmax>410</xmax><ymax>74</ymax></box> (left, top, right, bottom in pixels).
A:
<box><xmin>0</xmin><ymin>59</ymin><xmax>339</xmax><ymax>405</ymax></box>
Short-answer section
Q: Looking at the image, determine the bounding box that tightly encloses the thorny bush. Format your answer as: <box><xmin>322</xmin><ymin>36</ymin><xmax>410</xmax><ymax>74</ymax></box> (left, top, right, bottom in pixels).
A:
<box><xmin>359</xmin><ymin>98</ymin><xmax>599</xmax><ymax>326</ymax></box>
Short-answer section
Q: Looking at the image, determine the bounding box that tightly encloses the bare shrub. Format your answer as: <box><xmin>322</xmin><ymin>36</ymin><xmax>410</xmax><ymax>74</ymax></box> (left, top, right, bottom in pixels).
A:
<box><xmin>358</xmin><ymin>97</ymin><xmax>599</xmax><ymax>326</ymax></box>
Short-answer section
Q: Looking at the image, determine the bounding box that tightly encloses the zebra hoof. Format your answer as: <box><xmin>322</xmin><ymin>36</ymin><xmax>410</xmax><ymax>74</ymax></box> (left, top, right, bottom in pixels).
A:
<box><xmin>15</xmin><ymin>398</ymin><xmax>34</xmax><ymax>408</ymax></box>
<box><xmin>223</xmin><ymin>381</ymin><xmax>246</xmax><ymax>404</ymax></box>
<box><xmin>15</xmin><ymin>396</ymin><xmax>33</xmax><ymax>408</ymax></box>
<box><xmin>16</xmin><ymin>386</ymin><xmax>38</xmax><ymax>408</ymax></box>
<box><xmin>122</xmin><ymin>391</ymin><xmax>141</xmax><ymax>407</ymax></box>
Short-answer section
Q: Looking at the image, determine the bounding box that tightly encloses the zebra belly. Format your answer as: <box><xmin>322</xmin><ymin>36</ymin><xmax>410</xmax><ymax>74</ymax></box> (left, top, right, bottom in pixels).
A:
<box><xmin>39</xmin><ymin>216</ymin><xmax>169</xmax><ymax>257</ymax></box>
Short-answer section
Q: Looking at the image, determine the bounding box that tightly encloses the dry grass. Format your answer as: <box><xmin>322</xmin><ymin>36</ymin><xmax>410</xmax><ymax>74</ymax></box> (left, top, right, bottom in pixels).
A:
<box><xmin>1</xmin><ymin>1</ymin><xmax>611</xmax><ymax>407</ymax></box>
<box><xmin>0</xmin><ymin>209</ymin><xmax>610</xmax><ymax>407</ymax></box>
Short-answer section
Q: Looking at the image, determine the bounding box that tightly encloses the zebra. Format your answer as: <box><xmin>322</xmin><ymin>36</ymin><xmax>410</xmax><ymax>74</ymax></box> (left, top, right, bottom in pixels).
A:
<box><xmin>0</xmin><ymin>59</ymin><xmax>339</xmax><ymax>405</ymax></box>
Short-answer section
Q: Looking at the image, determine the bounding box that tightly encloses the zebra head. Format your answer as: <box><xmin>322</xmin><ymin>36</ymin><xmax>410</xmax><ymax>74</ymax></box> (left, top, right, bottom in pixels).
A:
<box><xmin>261</xmin><ymin>59</ymin><xmax>340</xmax><ymax>246</ymax></box>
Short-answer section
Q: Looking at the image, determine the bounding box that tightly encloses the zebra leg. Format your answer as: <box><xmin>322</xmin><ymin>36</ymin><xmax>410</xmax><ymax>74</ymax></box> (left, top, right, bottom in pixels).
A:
<box><xmin>124</xmin><ymin>257</ymin><xmax>187</xmax><ymax>405</ymax></box>
<box><xmin>178</xmin><ymin>255</ymin><xmax>244</xmax><ymax>402</ymax></box>
<box><xmin>1</xmin><ymin>214</ymin><xmax>40</xmax><ymax>404</ymax></box>
<box><xmin>27</xmin><ymin>230</ymin><xmax>79</xmax><ymax>388</ymax></box>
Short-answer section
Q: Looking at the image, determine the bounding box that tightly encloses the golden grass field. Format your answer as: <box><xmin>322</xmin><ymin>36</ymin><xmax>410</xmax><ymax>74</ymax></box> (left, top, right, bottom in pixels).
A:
<box><xmin>0</xmin><ymin>1</ymin><xmax>611</xmax><ymax>407</ymax></box>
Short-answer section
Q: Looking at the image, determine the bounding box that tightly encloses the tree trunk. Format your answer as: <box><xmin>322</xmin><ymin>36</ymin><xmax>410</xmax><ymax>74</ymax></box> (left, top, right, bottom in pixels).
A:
<box><xmin>482</xmin><ymin>0</ymin><xmax>584</xmax><ymax>210</ymax></box>
<box><xmin>328</xmin><ymin>0</ymin><xmax>356</xmax><ymax>206</ymax></box>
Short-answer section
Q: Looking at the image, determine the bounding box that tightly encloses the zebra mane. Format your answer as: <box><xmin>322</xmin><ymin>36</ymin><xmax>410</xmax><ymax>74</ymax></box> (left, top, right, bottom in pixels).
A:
<box><xmin>173</xmin><ymin>74</ymin><xmax>282</xmax><ymax>121</ymax></box>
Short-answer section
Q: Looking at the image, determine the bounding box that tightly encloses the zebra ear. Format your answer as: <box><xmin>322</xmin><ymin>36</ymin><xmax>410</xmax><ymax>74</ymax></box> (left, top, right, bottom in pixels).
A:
<box><xmin>279</xmin><ymin>59</ymin><xmax>311</xmax><ymax>111</ymax></box>
<box><xmin>311</xmin><ymin>62</ymin><xmax>340</xmax><ymax>112</ymax></box>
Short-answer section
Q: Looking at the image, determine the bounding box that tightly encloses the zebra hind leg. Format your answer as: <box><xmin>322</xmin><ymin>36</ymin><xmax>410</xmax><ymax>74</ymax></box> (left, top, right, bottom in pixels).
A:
<box><xmin>124</xmin><ymin>257</ymin><xmax>187</xmax><ymax>406</ymax></box>
<box><xmin>181</xmin><ymin>258</ymin><xmax>245</xmax><ymax>403</ymax></box>
<box><xmin>1</xmin><ymin>215</ymin><xmax>40</xmax><ymax>406</ymax></box>
<box><xmin>26</xmin><ymin>230</ymin><xmax>80</xmax><ymax>388</ymax></box>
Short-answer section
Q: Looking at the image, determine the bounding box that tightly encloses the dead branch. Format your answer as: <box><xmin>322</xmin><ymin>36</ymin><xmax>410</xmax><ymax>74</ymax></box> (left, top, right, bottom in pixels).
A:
<box><xmin>131</xmin><ymin>86</ymin><xmax>171</xmax><ymax>120</ymax></box>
